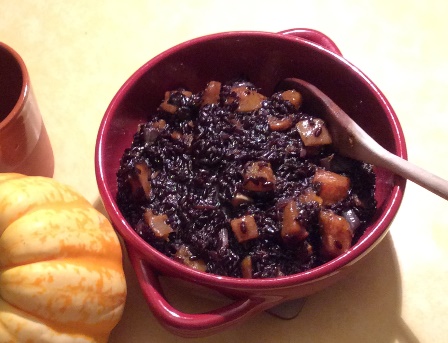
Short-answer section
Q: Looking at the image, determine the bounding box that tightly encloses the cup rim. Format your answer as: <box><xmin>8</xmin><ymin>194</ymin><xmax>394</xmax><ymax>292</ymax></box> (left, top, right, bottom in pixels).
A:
<box><xmin>0</xmin><ymin>42</ymin><xmax>29</xmax><ymax>129</ymax></box>
<box><xmin>96</xmin><ymin>30</ymin><xmax>406</xmax><ymax>289</ymax></box>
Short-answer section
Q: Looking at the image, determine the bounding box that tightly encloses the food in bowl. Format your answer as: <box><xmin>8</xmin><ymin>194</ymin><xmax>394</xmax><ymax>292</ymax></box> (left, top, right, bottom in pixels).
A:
<box><xmin>116</xmin><ymin>79</ymin><xmax>376</xmax><ymax>278</ymax></box>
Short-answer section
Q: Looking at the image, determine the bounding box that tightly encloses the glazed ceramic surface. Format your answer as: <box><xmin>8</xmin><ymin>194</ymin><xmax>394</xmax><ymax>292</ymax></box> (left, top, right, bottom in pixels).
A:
<box><xmin>0</xmin><ymin>42</ymin><xmax>54</xmax><ymax>177</ymax></box>
<box><xmin>95</xmin><ymin>29</ymin><xmax>406</xmax><ymax>337</ymax></box>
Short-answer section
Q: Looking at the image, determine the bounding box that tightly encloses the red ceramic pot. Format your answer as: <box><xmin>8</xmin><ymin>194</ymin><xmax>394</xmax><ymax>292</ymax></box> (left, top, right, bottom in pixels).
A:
<box><xmin>95</xmin><ymin>28</ymin><xmax>406</xmax><ymax>337</ymax></box>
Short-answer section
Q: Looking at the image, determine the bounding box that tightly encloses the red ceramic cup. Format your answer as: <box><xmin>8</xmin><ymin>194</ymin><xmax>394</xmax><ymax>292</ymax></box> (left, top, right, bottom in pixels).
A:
<box><xmin>0</xmin><ymin>42</ymin><xmax>54</xmax><ymax>177</ymax></box>
<box><xmin>95</xmin><ymin>28</ymin><xmax>406</xmax><ymax>337</ymax></box>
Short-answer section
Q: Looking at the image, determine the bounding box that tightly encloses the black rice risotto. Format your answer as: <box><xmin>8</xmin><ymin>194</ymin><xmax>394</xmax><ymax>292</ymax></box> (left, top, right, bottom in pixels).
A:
<box><xmin>117</xmin><ymin>80</ymin><xmax>376</xmax><ymax>278</ymax></box>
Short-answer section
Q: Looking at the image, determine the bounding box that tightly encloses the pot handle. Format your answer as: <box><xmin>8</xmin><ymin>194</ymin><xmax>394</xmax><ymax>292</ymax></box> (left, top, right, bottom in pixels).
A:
<box><xmin>127</xmin><ymin>247</ymin><xmax>276</xmax><ymax>337</ymax></box>
<box><xmin>278</xmin><ymin>28</ymin><xmax>343</xmax><ymax>56</ymax></box>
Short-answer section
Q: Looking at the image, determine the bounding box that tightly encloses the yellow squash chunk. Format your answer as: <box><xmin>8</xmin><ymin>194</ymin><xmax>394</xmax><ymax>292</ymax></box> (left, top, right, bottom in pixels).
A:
<box><xmin>230</xmin><ymin>193</ymin><xmax>253</xmax><ymax>207</ymax></box>
<box><xmin>129</xmin><ymin>162</ymin><xmax>151</xmax><ymax>199</ymax></box>
<box><xmin>230</xmin><ymin>86</ymin><xmax>266</xmax><ymax>112</ymax></box>
<box><xmin>299</xmin><ymin>188</ymin><xmax>323</xmax><ymax>206</ymax></box>
<box><xmin>243</xmin><ymin>161</ymin><xmax>276</xmax><ymax>192</ymax></box>
<box><xmin>159</xmin><ymin>91</ymin><xmax>177</xmax><ymax>114</ymax></box>
<box><xmin>319</xmin><ymin>210</ymin><xmax>353</xmax><ymax>258</ymax></box>
<box><xmin>281</xmin><ymin>201</ymin><xmax>309</xmax><ymax>241</ymax></box>
<box><xmin>143</xmin><ymin>209</ymin><xmax>173</xmax><ymax>241</ymax></box>
<box><xmin>313</xmin><ymin>169</ymin><xmax>350</xmax><ymax>205</ymax></box>
<box><xmin>201</xmin><ymin>81</ymin><xmax>221</xmax><ymax>106</ymax></box>
<box><xmin>230</xmin><ymin>215</ymin><xmax>259</xmax><ymax>243</ymax></box>
<box><xmin>281</xmin><ymin>89</ymin><xmax>302</xmax><ymax>109</ymax></box>
<box><xmin>296</xmin><ymin>118</ymin><xmax>332</xmax><ymax>146</ymax></box>
<box><xmin>240</xmin><ymin>256</ymin><xmax>253</xmax><ymax>279</ymax></box>
<box><xmin>174</xmin><ymin>245</ymin><xmax>207</xmax><ymax>272</ymax></box>
<box><xmin>159</xmin><ymin>90</ymin><xmax>192</xmax><ymax>114</ymax></box>
<box><xmin>267</xmin><ymin>116</ymin><xmax>293</xmax><ymax>131</ymax></box>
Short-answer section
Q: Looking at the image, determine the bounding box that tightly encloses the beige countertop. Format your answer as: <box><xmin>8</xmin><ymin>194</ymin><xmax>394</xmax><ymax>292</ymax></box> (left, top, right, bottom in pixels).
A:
<box><xmin>1</xmin><ymin>1</ymin><xmax>447</xmax><ymax>342</ymax></box>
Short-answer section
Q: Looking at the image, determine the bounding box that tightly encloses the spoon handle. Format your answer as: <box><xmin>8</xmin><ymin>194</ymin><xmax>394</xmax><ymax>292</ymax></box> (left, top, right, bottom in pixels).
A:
<box><xmin>278</xmin><ymin>77</ymin><xmax>448</xmax><ymax>201</ymax></box>
<box><xmin>367</xmin><ymin>142</ymin><xmax>448</xmax><ymax>201</ymax></box>
<box><xmin>317</xmin><ymin>87</ymin><xmax>448</xmax><ymax>201</ymax></box>
<box><xmin>328</xmin><ymin>98</ymin><xmax>448</xmax><ymax>200</ymax></box>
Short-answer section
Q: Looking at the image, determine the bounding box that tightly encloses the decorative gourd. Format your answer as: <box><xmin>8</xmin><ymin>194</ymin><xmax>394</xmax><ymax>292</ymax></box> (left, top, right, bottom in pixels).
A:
<box><xmin>0</xmin><ymin>173</ymin><xmax>127</xmax><ymax>343</ymax></box>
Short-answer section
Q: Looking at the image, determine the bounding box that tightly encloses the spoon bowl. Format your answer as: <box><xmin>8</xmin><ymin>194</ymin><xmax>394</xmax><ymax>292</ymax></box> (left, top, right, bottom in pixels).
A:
<box><xmin>278</xmin><ymin>78</ymin><xmax>448</xmax><ymax>200</ymax></box>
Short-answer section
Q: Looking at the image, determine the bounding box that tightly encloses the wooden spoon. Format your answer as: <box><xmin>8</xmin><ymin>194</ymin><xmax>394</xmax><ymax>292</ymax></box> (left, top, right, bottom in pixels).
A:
<box><xmin>278</xmin><ymin>77</ymin><xmax>448</xmax><ymax>200</ymax></box>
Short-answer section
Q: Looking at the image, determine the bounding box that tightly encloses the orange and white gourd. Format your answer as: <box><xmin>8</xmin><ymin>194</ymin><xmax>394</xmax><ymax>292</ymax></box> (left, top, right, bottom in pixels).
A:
<box><xmin>0</xmin><ymin>173</ymin><xmax>126</xmax><ymax>343</ymax></box>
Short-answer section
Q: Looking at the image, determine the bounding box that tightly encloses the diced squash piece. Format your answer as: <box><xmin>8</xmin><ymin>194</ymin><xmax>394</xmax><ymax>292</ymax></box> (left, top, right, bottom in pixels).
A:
<box><xmin>135</xmin><ymin>163</ymin><xmax>151</xmax><ymax>197</ymax></box>
<box><xmin>313</xmin><ymin>169</ymin><xmax>350</xmax><ymax>205</ymax></box>
<box><xmin>243</xmin><ymin>161</ymin><xmax>276</xmax><ymax>192</ymax></box>
<box><xmin>230</xmin><ymin>193</ymin><xmax>253</xmax><ymax>207</ymax></box>
<box><xmin>143</xmin><ymin>209</ymin><xmax>173</xmax><ymax>241</ymax></box>
<box><xmin>230</xmin><ymin>215</ymin><xmax>259</xmax><ymax>243</ymax></box>
<box><xmin>303</xmin><ymin>241</ymin><xmax>314</xmax><ymax>257</ymax></box>
<box><xmin>281</xmin><ymin>201</ymin><xmax>309</xmax><ymax>241</ymax></box>
<box><xmin>241</xmin><ymin>256</ymin><xmax>253</xmax><ymax>278</ymax></box>
<box><xmin>230</xmin><ymin>86</ymin><xmax>266</xmax><ymax>112</ymax></box>
<box><xmin>144</xmin><ymin>120</ymin><xmax>166</xmax><ymax>144</ymax></box>
<box><xmin>281</xmin><ymin>89</ymin><xmax>302</xmax><ymax>109</ymax></box>
<box><xmin>267</xmin><ymin>116</ymin><xmax>293</xmax><ymax>131</ymax></box>
<box><xmin>175</xmin><ymin>245</ymin><xmax>207</xmax><ymax>272</ymax></box>
<box><xmin>202</xmin><ymin>81</ymin><xmax>221</xmax><ymax>106</ymax></box>
<box><xmin>170</xmin><ymin>131</ymin><xmax>182</xmax><ymax>140</ymax></box>
<box><xmin>159</xmin><ymin>91</ymin><xmax>177</xmax><ymax>114</ymax></box>
<box><xmin>169</xmin><ymin>130</ymin><xmax>194</xmax><ymax>147</ymax></box>
<box><xmin>154</xmin><ymin>119</ymin><xmax>167</xmax><ymax>129</ymax></box>
<box><xmin>128</xmin><ymin>162</ymin><xmax>151</xmax><ymax>199</ymax></box>
<box><xmin>159</xmin><ymin>90</ymin><xmax>192</xmax><ymax>114</ymax></box>
<box><xmin>296</xmin><ymin>118</ymin><xmax>332</xmax><ymax>146</ymax></box>
<box><xmin>299</xmin><ymin>188</ymin><xmax>323</xmax><ymax>205</ymax></box>
<box><xmin>319</xmin><ymin>210</ymin><xmax>353</xmax><ymax>258</ymax></box>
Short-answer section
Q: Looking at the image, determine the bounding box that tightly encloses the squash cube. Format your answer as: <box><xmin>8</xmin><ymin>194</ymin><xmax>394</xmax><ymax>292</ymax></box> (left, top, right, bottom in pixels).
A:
<box><xmin>281</xmin><ymin>89</ymin><xmax>302</xmax><ymax>109</ymax></box>
<box><xmin>175</xmin><ymin>245</ymin><xmax>207</xmax><ymax>272</ymax></box>
<box><xmin>296</xmin><ymin>118</ymin><xmax>332</xmax><ymax>146</ymax></box>
<box><xmin>267</xmin><ymin>115</ymin><xmax>293</xmax><ymax>131</ymax></box>
<box><xmin>201</xmin><ymin>81</ymin><xmax>221</xmax><ymax>106</ymax></box>
<box><xmin>144</xmin><ymin>209</ymin><xmax>173</xmax><ymax>241</ymax></box>
<box><xmin>128</xmin><ymin>162</ymin><xmax>151</xmax><ymax>199</ymax></box>
<box><xmin>230</xmin><ymin>86</ymin><xmax>266</xmax><ymax>112</ymax></box>
<box><xmin>281</xmin><ymin>201</ymin><xmax>309</xmax><ymax>241</ymax></box>
<box><xmin>243</xmin><ymin>161</ymin><xmax>276</xmax><ymax>192</ymax></box>
<box><xmin>230</xmin><ymin>215</ymin><xmax>259</xmax><ymax>243</ymax></box>
<box><xmin>299</xmin><ymin>188</ymin><xmax>323</xmax><ymax>206</ymax></box>
<box><xmin>241</xmin><ymin>256</ymin><xmax>253</xmax><ymax>278</ymax></box>
<box><xmin>313</xmin><ymin>169</ymin><xmax>350</xmax><ymax>205</ymax></box>
<box><xmin>319</xmin><ymin>210</ymin><xmax>353</xmax><ymax>258</ymax></box>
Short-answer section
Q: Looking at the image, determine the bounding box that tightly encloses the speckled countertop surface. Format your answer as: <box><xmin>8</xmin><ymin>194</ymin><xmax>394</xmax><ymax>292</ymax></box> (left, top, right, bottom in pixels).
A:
<box><xmin>1</xmin><ymin>1</ymin><xmax>447</xmax><ymax>342</ymax></box>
